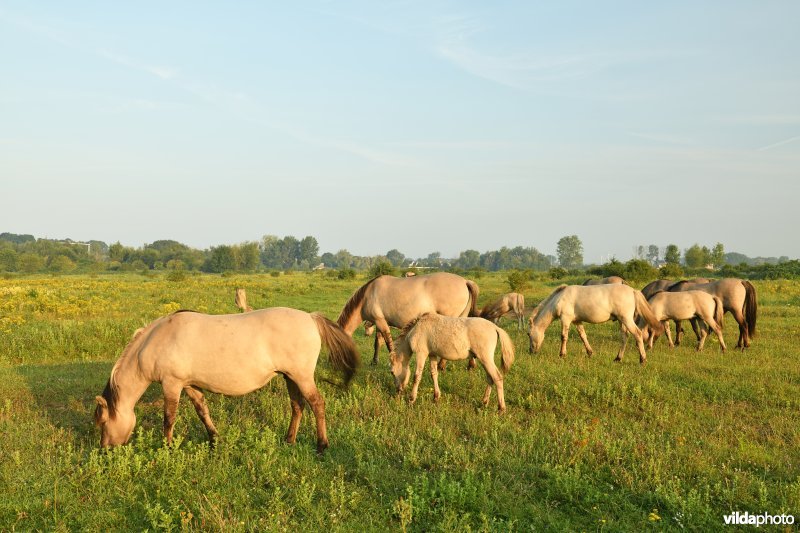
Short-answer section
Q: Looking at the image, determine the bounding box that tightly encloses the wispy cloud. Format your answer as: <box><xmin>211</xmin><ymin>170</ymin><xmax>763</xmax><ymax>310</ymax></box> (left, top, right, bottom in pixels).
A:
<box><xmin>626</xmin><ymin>131</ymin><xmax>697</xmax><ymax>146</ymax></box>
<box><xmin>719</xmin><ymin>114</ymin><xmax>800</xmax><ymax>125</ymax></box>
<box><xmin>756</xmin><ymin>136</ymin><xmax>800</xmax><ymax>152</ymax></box>
<box><xmin>96</xmin><ymin>50</ymin><xmax>177</xmax><ymax>80</ymax></box>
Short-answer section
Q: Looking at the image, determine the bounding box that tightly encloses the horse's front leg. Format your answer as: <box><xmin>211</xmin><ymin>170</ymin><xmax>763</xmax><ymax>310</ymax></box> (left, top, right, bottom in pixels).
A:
<box><xmin>409</xmin><ymin>350</ymin><xmax>429</xmax><ymax>404</ymax></box>
<box><xmin>282</xmin><ymin>376</ymin><xmax>305</xmax><ymax>446</ymax></box>
<box><xmin>372</xmin><ymin>318</ymin><xmax>394</xmax><ymax>365</ymax></box>
<box><xmin>162</xmin><ymin>381</ymin><xmax>183</xmax><ymax>446</ymax></box>
<box><xmin>689</xmin><ymin>317</ymin><xmax>703</xmax><ymax>342</ymax></box>
<box><xmin>183</xmin><ymin>386</ymin><xmax>219</xmax><ymax>446</ymax></box>
<box><xmin>674</xmin><ymin>320</ymin><xmax>683</xmax><ymax>346</ymax></box>
<box><xmin>559</xmin><ymin>320</ymin><xmax>572</xmax><ymax>358</ymax></box>
<box><xmin>575</xmin><ymin>323</ymin><xmax>594</xmax><ymax>357</ymax></box>
<box><xmin>664</xmin><ymin>321</ymin><xmax>674</xmax><ymax>348</ymax></box>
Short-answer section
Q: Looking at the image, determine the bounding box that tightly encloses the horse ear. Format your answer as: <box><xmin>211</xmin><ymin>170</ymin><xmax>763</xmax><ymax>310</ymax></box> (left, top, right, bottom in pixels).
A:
<box><xmin>95</xmin><ymin>396</ymin><xmax>109</xmax><ymax>424</ymax></box>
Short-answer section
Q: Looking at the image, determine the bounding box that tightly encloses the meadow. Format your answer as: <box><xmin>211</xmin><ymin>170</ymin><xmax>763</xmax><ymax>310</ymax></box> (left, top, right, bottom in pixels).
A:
<box><xmin>1</xmin><ymin>272</ymin><xmax>799</xmax><ymax>531</ymax></box>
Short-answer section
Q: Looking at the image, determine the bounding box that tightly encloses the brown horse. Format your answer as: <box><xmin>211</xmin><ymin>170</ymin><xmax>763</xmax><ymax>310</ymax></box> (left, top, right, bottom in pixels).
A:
<box><xmin>337</xmin><ymin>272</ymin><xmax>479</xmax><ymax>364</ymax></box>
<box><xmin>480</xmin><ymin>292</ymin><xmax>526</xmax><ymax>329</ymax></box>
<box><xmin>639</xmin><ymin>290</ymin><xmax>726</xmax><ymax>352</ymax></box>
<box><xmin>528</xmin><ymin>284</ymin><xmax>663</xmax><ymax>364</ymax></box>
<box><xmin>641</xmin><ymin>278</ymin><xmax>710</xmax><ymax>344</ymax></box>
<box><xmin>391</xmin><ymin>314</ymin><xmax>514</xmax><ymax>412</ymax></box>
<box><xmin>667</xmin><ymin>278</ymin><xmax>757</xmax><ymax>349</ymax></box>
<box><xmin>582</xmin><ymin>276</ymin><xmax>627</xmax><ymax>286</ymax></box>
<box><xmin>94</xmin><ymin>308</ymin><xmax>360</xmax><ymax>453</ymax></box>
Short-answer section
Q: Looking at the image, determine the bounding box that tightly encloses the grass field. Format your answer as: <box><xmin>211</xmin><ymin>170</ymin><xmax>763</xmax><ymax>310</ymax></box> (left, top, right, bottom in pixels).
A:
<box><xmin>1</xmin><ymin>272</ymin><xmax>799</xmax><ymax>531</ymax></box>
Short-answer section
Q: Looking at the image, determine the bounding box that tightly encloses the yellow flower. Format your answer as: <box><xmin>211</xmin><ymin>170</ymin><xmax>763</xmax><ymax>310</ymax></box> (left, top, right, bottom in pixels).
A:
<box><xmin>648</xmin><ymin>509</ymin><xmax>661</xmax><ymax>521</ymax></box>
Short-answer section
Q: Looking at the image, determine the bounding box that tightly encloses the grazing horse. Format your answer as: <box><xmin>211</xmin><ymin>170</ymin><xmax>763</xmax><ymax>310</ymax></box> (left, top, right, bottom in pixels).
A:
<box><xmin>641</xmin><ymin>278</ymin><xmax>710</xmax><ymax>344</ymax></box>
<box><xmin>234</xmin><ymin>288</ymin><xmax>253</xmax><ymax>312</ymax></box>
<box><xmin>639</xmin><ymin>290</ymin><xmax>726</xmax><ymax>352</ymax></box>
<box><xmin>94</xmin><ymin>308</ymin><xmax>360</xmax><ymax>454</ymax></box>
<box><xmin>390</xmin><ymin>314</ymin><xmax>514</xmax><ymax>412</ymax></box>
<box><xmin>480</xmin><ymin>292</ymin><xmax>526</xmax><ymax>329</ymax></box>
<box><xmin>667</xmin><ymin>278</ymin><xmax>757</xmax><ymax>349</ymax></box>
<box><xmin>527</xmin><ymin>284</ymin><xmax>663</xmax><ymax>364</ymax></box>
<box><xmin>582</xmin><ymin>276</ymin><xmax>627</xmax><ymax>286</ymax></box>
<box><xmin>337</xmin><ymin>272</ymin><xmax>479</xmax><ymax>364</ymax></box>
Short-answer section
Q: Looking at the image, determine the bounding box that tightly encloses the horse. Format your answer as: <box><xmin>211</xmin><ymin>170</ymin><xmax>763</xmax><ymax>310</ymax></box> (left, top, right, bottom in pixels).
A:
<box><xmin>404</xmin><ymin>271</ymin><xmax>417</xmax><ymax>277</ymax></box>
<box><xmin>527</xmin><ymin>284</ymin><xmax>663</xmax><ymax>364</ymax></box>
<box><xmin>582</xmin><ymin>276</ymin><xmax>627</xmax><ymax>286</ymax></box>
<box><xmin>94</xmin><ymin>308</ymin><xmax>360</xmax><ymax>454</ymax></box>
<box><xmin>337</xmin><ymin>272</ymin><xmax>480</xmax><ymax>365</ymax></box>
<box><xmin>480</xmin><ymin>292</ymin><xmax>526</xmax><ymax>330</ymax></box>
<box><xmin>640</xmin><ymin>278</ymin><xmax>710</xmax><ymax>344</ymax></box>
<box><xmin>234</xmin><ymin>288</ymin><xmax>253</xmax><ymax>312</ymax></box>
<box><xmin>390</xmin><ymin>313</ymin><xmax>515</xmax><ymax>412</ymax></box>
<box><xmin>638</xmin><ymin>290</ymin><xmax>726</xmax><ymax>352</ymax></box>
<box><xmin>666</xmin><ymin>278</ymin><xmax>757</xmax><ymax>349</ymax></box>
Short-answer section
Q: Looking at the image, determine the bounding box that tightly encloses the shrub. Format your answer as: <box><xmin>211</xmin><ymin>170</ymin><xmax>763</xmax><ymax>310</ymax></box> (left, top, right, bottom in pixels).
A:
<box><xmin>624</xmin><ymin>259</ymin><xmax>658</xmax><ymax>282</ymax></box>
<box><xmin>507</xmin><ymin>270</ymin><xmax>532</xmax><ymax>292</ymax></box>
<box><xmin>337</xmin><ymin>268</ymin><xmax>356</xmax><ymax>280</ymax></box>
<box><xmin>368</xmin><ymin>260</ymin><xmax>395</xmax><ymax>278</ymax></box>
<box><xmin>659</xmin><ymin>263</ymin><xmax>684</xmax><ymax>278</ymax></box>
<box><xmin>548</xmin><ymin>267</ymin><xmax>568</xmax><ymax>280</ymax></box>
<box><xmin>166</xmin><ymin>270</ymin><xmax>188</xmax><ymax>282</ymax></box>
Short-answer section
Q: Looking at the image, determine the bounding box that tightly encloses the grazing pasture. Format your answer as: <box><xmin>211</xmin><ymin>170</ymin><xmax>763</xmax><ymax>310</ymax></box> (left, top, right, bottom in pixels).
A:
<box><xmin>1</xmin><ymin>272</ymin><xmax>799</xmax><ymax>530</ymax></box>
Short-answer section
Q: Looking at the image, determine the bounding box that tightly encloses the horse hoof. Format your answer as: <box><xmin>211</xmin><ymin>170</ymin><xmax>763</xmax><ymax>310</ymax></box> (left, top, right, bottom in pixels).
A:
<box><xmin>316</xmin><ymin>442</ymin><xmax>329</xmax><ymax>455</ymax></box>
<box><xmin>613</xmin><ymin>357</ymin><xmax>622</xmax><ymax>363</ymax></box>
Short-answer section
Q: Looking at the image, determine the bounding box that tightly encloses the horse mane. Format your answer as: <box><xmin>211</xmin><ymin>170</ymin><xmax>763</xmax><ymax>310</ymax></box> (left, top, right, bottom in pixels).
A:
<box><xmin>530</xmin><ymin>285</ymin><xmax>567</xmax><ymax>319</ymax></box>
<box><xmin>645</xmin><ymin>289</ymin><xmax>665</xmax><ymax>301</ymax></box>
<box><xmin>666</xmin><ymin>280</ymin><xmax>691</xmax><ymax>291</ymax></box>
<box><xmin>97</xmin><ymin>326</ymin><xmax>148</xmax><ymax>421</ymax></box>
<box><xmin>397</xmin><ymin>313</ymin><xmax>431</xmax><ymax>341</ymax></box>
<box><xmin>336</xmin><ymin>277</ymin><xmax>380</xmax><ymax>328</ymax></box>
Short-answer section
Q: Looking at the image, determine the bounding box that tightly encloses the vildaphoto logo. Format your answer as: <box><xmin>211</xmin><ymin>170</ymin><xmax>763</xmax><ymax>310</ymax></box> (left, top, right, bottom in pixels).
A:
<box><xmin>723</xmin><ymin>511</ymin><xmax>795</xmax><ymax>527</ymax></box>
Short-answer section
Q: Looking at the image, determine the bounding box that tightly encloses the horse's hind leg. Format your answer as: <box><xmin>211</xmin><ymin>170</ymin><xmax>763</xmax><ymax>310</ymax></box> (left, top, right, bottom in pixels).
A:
<box><xmin>575</xmin><ymin>324</ymin><xmax>594</xmax><ymax>357</ymax></box>
<box><xmin>674</xmin><ymin>320</ymin><xmax>683</xmax><ymax>346</ymax></box>
<box><xmin>295</xmin><ymin>379</ymin><xmax>328</xmax><ymax>453</ymax></box>
<box><xmin>710</xmin><ymin>320</ymin><xmax>727</xmax><ymax>352</ymax></box>
<box><xmin>430</xmin><ymin>356</ymin><xmax>441</xmax><ymax>402</ymax></box>
<box><xmin>283</xmin><ymin>376</ymin><xmax>305</xmax><ymax>446</ymax></box>
<box><xmin>374</xmin><ymin>320</ymin><xmax>395</xmax><ymax>365</ymax></box>
<box><xmin>480</xmin><ymin>358</ymin><xmax>506</xmax><ymax>413</ymax></box>
<box><xmin>731</xmin><ymin>308</ymin><xmax>748</xmax><ymax>349</ymax></box>
<box><xmin>162</xmin><ymin>381</ymin><xmax>183</xmax><ymax>446</ymax></box>
<box><xmin>183</xmin><ymin>386</ymin><xmax>219</xmax><ymax>445</ymax></box>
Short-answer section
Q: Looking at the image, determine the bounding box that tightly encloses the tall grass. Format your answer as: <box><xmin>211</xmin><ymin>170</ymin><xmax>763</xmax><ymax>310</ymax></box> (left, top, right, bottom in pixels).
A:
<box><xmin>0</xmin><ymin>273</ymin><xmax>798</xmax><ymax>530</ymax></box>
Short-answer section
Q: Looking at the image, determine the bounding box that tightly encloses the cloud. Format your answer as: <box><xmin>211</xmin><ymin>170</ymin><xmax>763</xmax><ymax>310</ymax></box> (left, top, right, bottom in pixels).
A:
<box><xmin>96</xmin><ymin>50</ymin><xmax>177</xmax><ymax>80</ymax></box>
<box><xmin>756</xmin><ymin>136</ymin><xmax>800</xmax><ymax>152</ymax></box>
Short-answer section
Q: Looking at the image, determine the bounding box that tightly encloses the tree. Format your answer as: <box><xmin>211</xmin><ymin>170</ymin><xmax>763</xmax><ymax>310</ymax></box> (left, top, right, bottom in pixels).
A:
<box><xmin>205</xmin><ymin>245</ymin><xmax>236</xmax><ymax>273</ymax></box>
<box><xmin>0</xmin><ymin>249</ymin><xmax>18</xmax><ymax>271</ymax></box>
<box><xmin>684</xmin><ymin>244</ymin><xmax>708</xmax><ymax>268</ymax></box>
<box><xmin>664</xmin><ymin>244</ymin><xmax>681</xmax><ymax>265</ymax></box>
<box><xmin>710</xmin><ymin>243</ymin><xmax>725</xmax><ymax>267</ymax></box>
<box><xmin>236</xmin><ymin>242</ymin><xmax>260</xmax><ymax>271</ymax></box>
<box><xmin>49</xmin><ymin>255</ymin><xmax>76</xmax><ymax>272</ymax></box>
<box><xmin>556</xmin><ymin>235</ymin><xmax>583</xmax><ymax>269</ymax></box>
<box><xmin>298</xmin><ymin>236</ymin><xmax>319</xmax><ymax>266</ymax></box>
<box><xmin>425</xmin><ymin>252</ymin><xmax>442</xmax><ymax>267</ymax></box>
<box><xmin>19</xmin><ymin>253</ymin><xmax>44</xmax><ymax>273</ymax></box>
<box><xmin>456</xmin><ymin>249</ymin><xmax>480</xmax><ymax>270</ymax></box>
<box><xmin>647</xmin><ymin>245</ymin><xmax>660</xmax><ymax>265</ymax></box>
<box><xmin>386</xmin><ymin>249</ymin><xmax>405</xmax><ymax>267</ymax></box>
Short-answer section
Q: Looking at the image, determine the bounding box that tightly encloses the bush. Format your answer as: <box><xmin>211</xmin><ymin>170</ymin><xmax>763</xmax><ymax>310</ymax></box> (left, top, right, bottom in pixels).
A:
<box><xmin>368</xmin><ymin>260</ymin><xmax>395</xmax><ymax>278</ymax></box>
<box><xmin>659</xmin><ymin>263</ymin><xmax>684</xmax><ymax>278</ymax></box>
<box><xmin>548</xmin><ymin>267</ymin><xmax>568</xmax><ymax>280</ymax></box>
<box><xmin>623</xmin><ymin>259</ymin><xmax>658</xmax><ymax>282</ymax></box>
<box><xmin>507</xmin><ymin>270</ymin><xmax>532</xmax><ymax>292</ymax></box>
<box><xmin>337</xmin><ymin>268</ymin><xmax>356</xmax><ymax>280</ymax></box>
<box><xmin>166</xmin><ymin>270</ymin><xmax>188</xmax><ymax>282</ymax></box>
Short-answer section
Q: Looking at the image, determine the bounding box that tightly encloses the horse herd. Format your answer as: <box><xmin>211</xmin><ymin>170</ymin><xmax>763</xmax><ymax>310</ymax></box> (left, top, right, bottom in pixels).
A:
<box><xmin>94</xmin><ymin>272</ymin><xmax>757</xmax><ymax>453</ymax></box>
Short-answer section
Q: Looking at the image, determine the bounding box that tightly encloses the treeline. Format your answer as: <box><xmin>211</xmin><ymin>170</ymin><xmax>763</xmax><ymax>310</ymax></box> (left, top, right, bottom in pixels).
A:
<box><xmin>0</xmin><ymin>233</ymin><xmax>556</xmax><ymax>274</ymax></box>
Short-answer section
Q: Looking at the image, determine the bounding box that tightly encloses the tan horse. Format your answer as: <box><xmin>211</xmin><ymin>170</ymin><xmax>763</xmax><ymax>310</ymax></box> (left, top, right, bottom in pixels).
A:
<box><xmin>642</xmin><ymin>278</ymin><xmax>710</xmax><ymax>344</ymax></box>
<box><xmin>667</xmin><ymin>278</ymin><xmax>757</xmax><ymax>349</ymax></box>
<box><xmin>337</xmin><ymin>272</ymin><xmax>479</xmax><ymax>364</ymax></box>
<box><xmin>527</xmin><ymin>284</ymin><xmax>663</xmax><ymax>364</ymax></box>
<box><xmin>94</xmin><ymin>308</ymin><xmax>360</xmax><ymax>454</ymax></box>
<box><xmin>480</xmin><ymin>292</ymin><xmax>526</xmax><ymax>329</ymax></box>
<box><xmin>390</xmin><ymin>314</ymin><xmax>514</xmax><ymax>412</ymax></box>
<box><xmin>582</xmin><ymin>276</ymin><xmax>627</xmax><ymax>286</ymax></box>
<box><xmin>234</xmin><ymin>288</ymin><xmax>253</xmax><ymax>312</ymax></box>
<box><xmin>639</xmin><ymin>290</ymin><xmax>726</xmax><ymax>352</ymax></box>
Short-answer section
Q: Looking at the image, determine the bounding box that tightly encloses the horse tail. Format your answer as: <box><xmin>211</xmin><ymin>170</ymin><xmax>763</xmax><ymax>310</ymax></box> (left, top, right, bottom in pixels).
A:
<box><xmin>634</xmin><ymin>290</ymin><xmax>664</xmax><ymax>335</ymax></box>
<box><xmin>336</xmin><ymin>276</ymin><xmax>380</xmax><ymax>332</ymax></box>
<box><xmin>466</xmin><ymin>280</ymin><xmax>480</xmax><ymax>317</ymax></box>
<box><xmin>713</xmin><ymin>296</ymin><xmax>724</xmax><ymax>329</ymax></box>
<box><xmin>312</xmin><ymin>313</ymin><xmax>361</xmax><ymax>387</ymax></box>
<box><xmin>742</xmin><ymin>280</ymin><xmax>757</xmax><ymax>337</ymax></box>
<box><xmin>495</xmin><ymin>326</ymin><xmax>515</xmax><ymax>374</ymax></box>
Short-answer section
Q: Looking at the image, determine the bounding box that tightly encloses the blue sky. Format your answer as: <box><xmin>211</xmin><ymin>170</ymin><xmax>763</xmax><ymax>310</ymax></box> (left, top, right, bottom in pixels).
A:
<box><xmin>2</xmin><ymin>1</ymin><xmax>798</xmax><ymax>262</ymax></box>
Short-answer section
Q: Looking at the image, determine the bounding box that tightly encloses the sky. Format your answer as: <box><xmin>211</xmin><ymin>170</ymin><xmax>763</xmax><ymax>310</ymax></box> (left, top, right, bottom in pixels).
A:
<box><xmin>1</xmin><ymin>1</ymin><xmax>799</xmax><ymax>263</ymax></box>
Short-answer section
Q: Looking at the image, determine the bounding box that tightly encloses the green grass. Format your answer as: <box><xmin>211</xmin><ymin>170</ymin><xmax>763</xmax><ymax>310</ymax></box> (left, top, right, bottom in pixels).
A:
<box><xmin>1</xmin><ymin>272</ymin><xmax>798</xmax><ymax>530</ymax></box>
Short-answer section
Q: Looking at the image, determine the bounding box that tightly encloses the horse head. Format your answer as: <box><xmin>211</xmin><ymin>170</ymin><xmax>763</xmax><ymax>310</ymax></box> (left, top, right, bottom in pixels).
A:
<box><xmin>94</xmin><ymin>393</ymin><xmax>136</xmax><ymax>447</ymax></box>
